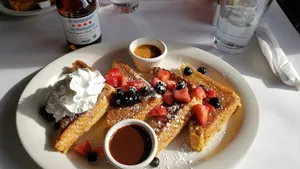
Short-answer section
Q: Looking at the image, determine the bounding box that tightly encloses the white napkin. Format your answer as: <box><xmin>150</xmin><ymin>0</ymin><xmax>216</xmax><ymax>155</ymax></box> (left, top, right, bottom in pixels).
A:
<box><xmin>256</xmin><ymin>20</ymin><xmax>300</xmax><ymax>88</ymax></box>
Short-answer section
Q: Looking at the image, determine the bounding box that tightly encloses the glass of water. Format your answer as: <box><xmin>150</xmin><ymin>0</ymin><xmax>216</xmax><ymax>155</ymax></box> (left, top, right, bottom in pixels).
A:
<box><xmin>111</xmin><ymin>0</ymin><xmax>139</xmax><ymax>13</ymax></box>
<box><xmin>214</xmin><ymin>0</ymin><xmax>273</xmax><ymax>54</ymax></box>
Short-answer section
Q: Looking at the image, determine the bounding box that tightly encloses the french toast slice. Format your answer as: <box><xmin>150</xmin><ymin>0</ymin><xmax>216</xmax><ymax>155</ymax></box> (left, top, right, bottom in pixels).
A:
<box><xmin>104</xmin><ymin>60</ymin><xmax>163</xmax><ymax>132</ymax></box>
<box><xmin>9</xmin><ymin>0</ymin><xmax>38</xmax><ymax>11</ymax></box>
<box><xmin>55</xmin><ymin>60</ymin><xmax>115</xmax><ymax>153</ymax></box>
<box><xmin>146</xmin><ymin>67</ymin><xmax>201</xmax><ymax>153</ymax></box>
<box><xmin>179</xmin><ymin>64</ymin><xmax>241</xmax><ymax>151</ymax></box>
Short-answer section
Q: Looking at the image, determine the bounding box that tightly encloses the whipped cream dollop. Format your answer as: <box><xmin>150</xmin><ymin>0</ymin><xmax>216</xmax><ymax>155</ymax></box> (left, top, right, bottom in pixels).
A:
<box><xmin>45</xmin><ymin>68</ymin><xmax>105</xmax><ymax>121</ymax></box>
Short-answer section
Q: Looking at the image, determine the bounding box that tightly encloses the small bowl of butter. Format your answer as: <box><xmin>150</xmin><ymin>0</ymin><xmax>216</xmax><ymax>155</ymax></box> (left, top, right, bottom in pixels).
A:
<box><xmin>129</xmin><ymin>38</ymin><xmax>167</xmax><ymax>72</ymax></box>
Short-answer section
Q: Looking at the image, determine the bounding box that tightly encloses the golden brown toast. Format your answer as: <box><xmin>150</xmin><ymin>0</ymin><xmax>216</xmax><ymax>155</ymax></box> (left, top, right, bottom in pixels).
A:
<box><xmin>9</xmin><ymin>0</ymin><xmax>38</xmax><ymax>11</ymax></box>
<box><xmin>179</xmin><ymin>64</ymin><xmax>241</xmax><ymax>151</ymax></box>
<box><xmin>104</xmin><ymin>60</ymin><xmax>163</xmax><ymax>133</ymax></box>
<box><xmin>146</xmin><ymin>67</ymin><xmax>201</xmax><ymax>153</ymax></box>
<box><xmin>55</xmin><ymin>60</ymin><xmax>115</xmax><ymax>153</ymax></box>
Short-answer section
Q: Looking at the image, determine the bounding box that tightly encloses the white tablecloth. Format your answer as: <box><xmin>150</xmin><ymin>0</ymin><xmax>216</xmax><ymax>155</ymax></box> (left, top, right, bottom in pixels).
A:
<box><xmin>0</xmin><ymin>0</ymin><xmax>299</xmax><ymax>169</ymax></box>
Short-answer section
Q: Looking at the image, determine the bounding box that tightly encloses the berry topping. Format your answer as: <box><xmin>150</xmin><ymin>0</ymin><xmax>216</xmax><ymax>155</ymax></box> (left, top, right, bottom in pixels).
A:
<box><xmin>157</xmin><ymin>69</ymin><xmax>170</xmax><ymax>82</ymax></box>
<box><xmin>116</xmin><ymin>88</ymin><xmax>125</xmax><ymax>98</ymax></box>
<box><xmin>74</xmin><ymin>140</ymin><xmax>92</xmax><ymax>156</ymax></box>
<box><xmin>197</xmin><ymin>67</ymin><xmax>207</xmax><ymax>74</ymax></box>
<box><xmin>107</xmin><ymin>68</ymin><xmax>121</xmax><ymax>77</ymax></box>
<box><xmin>192</xmin><ymin>104</ymin><xmax>209</xmax><ymax>126</ymax></box>
<box><xmin>104</xmin><ymin>74</ymin><xmax>119</xmax><ymax>88</ymax></box>
<box><xmin>148</xmin><ymin>105</ymin><xmax>168</xmax><ymax>117</ymax></box>
<box><xmin>206</xmin><ymin>89</ymin><xmax>216</xmax><ymax>98</ymax></box>
<box><xmin>155</xmin><ymin>85</ymin><xmax>166</xmax><ymax>94</ymax></box>
<box><xmin>156</xmin><ymin>81</ymin><xmax>166</xmax><ymax>87</ymax></box>
<box><xmin>150</xmin><ymin>157</ymin><xmax>160</xmax><ymax>167</ymax></box>
<box><xmin>166</xmin><ymin>80</ymin><xmax>177</xmax><ymax>90</ymax></box>
<box><xmin>184</xmin><ymin>67</ymin><xmax>193</xmax><ymax>76</ymax></box>
<box><xmin>208</xmin><ymin>97</ymin><xmax>221</xmax><ymax>109</ymax></box>
<box><xmin>127</xmin><ymin>80</ymin><xmax>145</xmax><ymax>90</ymax></box>
<box><xmin>199</xmin><ymin>84</ymin><xmax>207</xmax><ymax>91</ymax></box>
<box><xmin>152</xmin><ymin>77</ymin><xmax>161</xmax><ymax>86</ymax></box>
<box><xmin>204</xmin><ymin>103</ymin><xmax>215</xmax><ymax>112</ymax></box>
<box><xmin>140</xmin><ymin>86</ymin><xmax>150</xmax><ymax>96</ymax></box>
<box><xmin>176</xmin><ymin>80</ymin><xmax>187</xmax><ymax>90</ymax></box>
<box><xmin>124</xmin><ymin>96</ymin><xmax>135</xmax><ymax>105</ymax></box>
<box><xmin>134</xmin><ymin>94</ymin><xmax>142</xmax><ymax>103</ymax></box>
<box><xmin>112</xmin><ymin>98</ymin><xmax>122</xmax><ymax>106</ymax></box>
<box><xmin>128</xmin><ymin>86</ymin><xmax>137</xmax><ymax>96</ymax></box>
<box><xmin>86</xmin><ymin>151</ymin><xmax>98</xmax><ymax>162</ymax></box>
<box><xmin>118</xmin><ymin>75</ymin><xmax>127</xmax><ymax>87</ymax></box>
<box><xmin>94</xmin><ymin>146</ymin><xmax>105</xmax><ymax>158</ymax></box>
<box><xmin>53</xmin><ymin>122</ymin><xmax>60</xmax><ymax>130</ymax></box>
<box><xmin>191</xmin><ymin>86</ymin><xmax>206</xmax><ymax>100</ymax></box>
<box><xmin>163</xmin><ymin>90</ymin><xmax>174</xmax><ymax>105</ymax></box>
<box><xmin>174</xmin><ymin>87</ymin><xmax>191</xmax><ymax>103</ymax></box>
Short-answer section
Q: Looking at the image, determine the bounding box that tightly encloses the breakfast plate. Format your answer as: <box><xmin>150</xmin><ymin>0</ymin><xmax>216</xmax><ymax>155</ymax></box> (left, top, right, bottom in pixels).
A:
<box><xmin>16</xmin><ymin>42</ymin><xmax>259</xmax><ymax>169</ymax></box>
<box><xmin>0</xmin><ymin>0</ymin><xmax>55</xmax><ymax>16</ymax></box>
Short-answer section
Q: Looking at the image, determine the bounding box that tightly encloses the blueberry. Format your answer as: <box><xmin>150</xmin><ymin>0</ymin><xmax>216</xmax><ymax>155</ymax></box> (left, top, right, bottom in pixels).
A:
<box><xmin>197</xmin><ymin>67</ymin><xmax>207</xmax><ymax>74</ymax></box>
<box><xmin>125</xmin><ymin>96</ymin><xmax>135</xmax><ymax>105</ymax></box>
<box><xmin>209</xmin><ymin>97</ymin><xmax>221</xmax><ymax>109</ymax></box>
<box><xmin>140</xmin><ymin>86</ymin><xmax>150</xmax><ymax>96</ymax></box>
<box><xmin>134</xmin><ymin>94</ymin><xmax>142</xmax><ymax>103</ymax></box>
<box><xmin>184</xmin><ymin>67</ymin><xmax>193</xmax><ymax>76</ymax></box>
<box><xmin>116</xmin><ymin>89</ymin><xmax>124</xmax><ymax>98</ymax></box>
<box><xmin>53</xmin><ymin>122</ymin><xmax>60</xmax><ymax>130</ymax></box>
<box><xmin>155</xmin><ymin>85</ymin><xmax>166</xmax><ymax>94</ymax></box>
<box><xmin>156</xmin><ymin>81</ymin><xmax>166</xmax><ymax>87</ymax></box>
<box><xmin>112</xmin><ymin>98</ymin><xmax>122</xmax><ymax>106</ymax></box>
<box><xmin>86</xmin><ymin>151</ymin><xmax>98</xmax><ymax>162</ymax></box>
<box><xmin>176</xmin><ymin>80</ymin><xmax>187</xmax><ymax>90</ymax></box>
<box><xmin>128</xmin><ymin>86</ymin><xmax>137</xmax><ymax>96</ymax></box>
<box><xmin>199</xmin><ymin>84</ymin><xmax>207</xmax><ymax>91</ymax></box>
<box><xmin>150</xmin><ymin>157</ymin><xmax>160</xmax><ymax>167</ymax></box>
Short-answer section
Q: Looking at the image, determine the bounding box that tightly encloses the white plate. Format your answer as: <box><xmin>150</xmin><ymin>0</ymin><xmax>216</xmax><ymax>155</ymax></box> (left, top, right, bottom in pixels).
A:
<box><xmin>16</xmin><ymin>42</ymin><xmax>259</xmax><ymax>169</ymax></box>
<box><xmin>0</xmin><ymin>0</ymin><xmax>55</xmax><ymax>16</ymax></box>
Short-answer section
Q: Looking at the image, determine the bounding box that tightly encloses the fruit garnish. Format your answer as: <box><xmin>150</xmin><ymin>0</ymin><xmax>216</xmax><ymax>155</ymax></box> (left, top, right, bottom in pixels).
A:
<box><xmin>86</xmin><ymin>151</ymin><xmax>98</xmax><ymax>162</ymax></box>
<box><xmin>152</xmin><ymin>77</ymin><xmax>161</xmax><ymax>86</ymax></box>
<box><xmin>104</xmin><ymin>74</ymin><xmax>118</xmax><ymax>88</ymax></box>
<box><xmin>74</xmin><ymin>140</ymin><xmax>92</xmax><ymax>156</ymax></box>
<box><xmin>148</xmin><ymin>105</ymin><xmax>168</xmax><ymax>116</ymax></box>
<box><xmin>127</xmin><ymin>80</ymin><xmax>144</xmax><ymax>90</ymax></box>
<box><xmin>197</xmin><ymin>67</ymin><xmax>207</xmax><ymax>74</ymax></box>
<box><xmin>206</xmin><ymin>89</ymin><xmax>216</xmax><ymax>98</ymax></box>
<box><xmin>204</xmin><ymin>103</ymin><xmax>215</xmax><ymax>112</ymax></box>
<box><xmin>107</xmin><ymin>68</ymin><xmax>121</xmax><ymax>77</ymax></box>
<box><xmin>184</xmin><ymin>67</ymin><xmax>193</xmax><ymax>76</ymax></box>
<box><xmin>166</xmin><ymin>80</ymin><xmax>176</xmax><ymax>90</ymax></box>
<box><xmin>176</xmin><ymin>80</ymin><xmax>187</xmax><ymax>90</ymax></box>
<box><xmin>208</xmin><ymin>97</ymin><xmax>221</xmax><ymax>109</ymax></box>
<box><xmin>174</xmin><ymin>87</ymin><xmax>191</xmax><ymax>103</ymax></box>
<box><xmin>163</xmin><ymin>90</ymin><xmax>174</xmax><ymax>105</ymax></box>
<box><xmin>192</xmin><ymin>104</ymin><xmax>208</xmax><ymax>126</ymax></box>
<box><xmin>191</xmin><ymin>86</ymin><xmax>206</xmax><ymax>100</ymax></box>
<box><xmin>157</xmin><ymin>69</ymin><xmax>170</xmax><ymax>82</ymax></box>
<box><xmin>94</xmin><ymin>146</ymin><xmax>105</xmax><ymax>158</ymax></box>
<box><xmin>118</xmin><ymin>75</ymin><xmax>127</xmax><ymax>87</ymax></box>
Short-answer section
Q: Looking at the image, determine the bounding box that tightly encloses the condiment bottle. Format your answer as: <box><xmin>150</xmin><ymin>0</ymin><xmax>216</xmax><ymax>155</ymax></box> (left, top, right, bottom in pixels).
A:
<box><xmin>56</xmin><ymin>0</ymin><xmax>102</xmax><ymax>50</ymax></box>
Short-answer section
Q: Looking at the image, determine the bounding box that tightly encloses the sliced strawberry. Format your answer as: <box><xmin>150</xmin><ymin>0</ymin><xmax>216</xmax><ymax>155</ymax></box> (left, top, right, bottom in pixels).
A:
<box><xmin>121</xmin><ymin>85</ymin><xmax>130</xmax><ymax>92</ymax></box>
<box><xmin>107</xmin><ymin>68</ymin><xmax>121</xmax><ymax>77</ymax></box>
<box><xmin>206</xmin><ymin>90</ymin><xmax>216</xmax><ymax>98</ymax></box>
<box><xmin>94</xmin><ymin>146</ymin><xmax>105</xmax><ymax>158</ymax></box>
<box><xmin>166</xmin><ymin>80</ymin><xmax>177</xmax><ymax>90</ymax></box>
<box><xmin>148</xmin><ymin>105</ymin><xmax>168</xmax><ymax>116</ymax></box>
<box><xmin>73</xmin><ymin>140</ymin><xmax>92</xmax><ymax>156</ymax></box>
<box><xmin>192</xmin><ymin>104</ymin><xmax>209</xmax><ymax>126</ymax></box>
<box><xmin>163</xmin><ymin>90</ymin><xmax>174</xmax><ymax>105</ymax></box>
<box><xmin>157</xmin><ymin>69</ymin><xmax>170</xmax><ymax>82</ymax></box>
<box><xmin>118</xmin><ymin>75</ymin><xmax>127</xmax><ymax>87</ymax></box>
<box><xmin>127</xmin><ymin>80</ymin><xmax>145</xmax><ymax>90</ymax></box>
<box><xmin>174</xmin><ymin>87</ymin><xmax>191</xmax><ymax>103</ymax></box>
<box><xmin>152</xmin><ymin>77</ymin><xmax>161</xmax><ymax>86</ymax></box>
<box><xmin>191</xmin><ymin>86</ymin><xmax>206</xmax><ymax>100</ymax></box>
<box><xmin>204</xmin><ymin>103</ymin><xmax>215</xmax><ymax>112</ymax></box>
<box><xmin>104</xmin><ymin>74</ymin><xmax>118</xmax><ymax>88</ymax></box>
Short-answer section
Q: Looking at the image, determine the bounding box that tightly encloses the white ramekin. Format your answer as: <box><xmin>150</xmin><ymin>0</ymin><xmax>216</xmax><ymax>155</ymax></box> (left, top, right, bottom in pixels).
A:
<box><xmin>129</xmin><ymin>38</ymin><xmax>167</xmax><ymax>72</ymax></box>
<box><xmin>104</xmin><ymin>119</ymin><xmax>158</xmax><ymax>169</ymax></box>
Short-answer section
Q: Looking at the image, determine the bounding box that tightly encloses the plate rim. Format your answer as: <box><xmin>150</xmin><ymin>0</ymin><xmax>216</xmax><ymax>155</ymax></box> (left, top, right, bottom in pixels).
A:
<box><xmin>0</xmin><ymin>2</ymin><xmax>56</xmax><ymax>16</ymax></box>
<box><xmin>16</xmin><ymin>42</ymin><xmax>259</xmax><ymax>169</ymax></box>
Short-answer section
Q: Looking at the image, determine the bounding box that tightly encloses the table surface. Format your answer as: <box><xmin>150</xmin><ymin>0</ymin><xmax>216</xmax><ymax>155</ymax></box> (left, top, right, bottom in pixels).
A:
<box><xmin>0</xmin><ymin>0</ymin><xmax>300</xmax><ymax>169</ymax></box>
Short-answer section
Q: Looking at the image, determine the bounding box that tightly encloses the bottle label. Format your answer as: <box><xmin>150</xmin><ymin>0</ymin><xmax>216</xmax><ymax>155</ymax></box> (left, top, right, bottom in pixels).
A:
<box><xmin>60</xmin><ymin>10</ymin><xmax>101</xmax><ymax>45</ymax></box>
